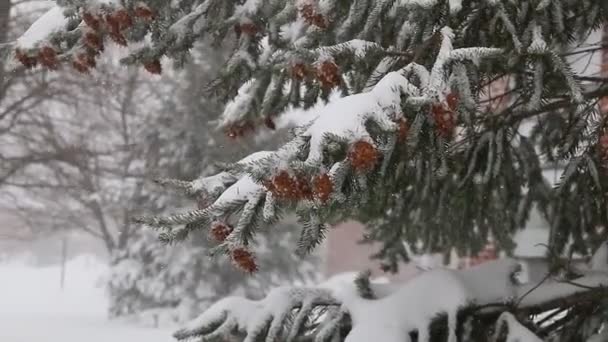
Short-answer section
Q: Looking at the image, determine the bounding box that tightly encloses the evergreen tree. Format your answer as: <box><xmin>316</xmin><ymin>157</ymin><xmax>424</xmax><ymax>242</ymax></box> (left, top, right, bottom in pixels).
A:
<box><xmin>10</xmin><ymin>0</ymin><xmax>608</xmax><ymax>341</ymax></box>
<box><xmin>106</xmin><ymin>43</ymin><xmax>318</xmax><ymax>321</ymax></box>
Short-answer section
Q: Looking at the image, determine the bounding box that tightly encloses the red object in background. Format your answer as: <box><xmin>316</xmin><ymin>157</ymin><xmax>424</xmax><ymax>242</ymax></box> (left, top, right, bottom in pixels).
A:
<box><xmin>458</xmin><ymin>243</ymin><xmax>498</xmax><ymax>269</ymax></box>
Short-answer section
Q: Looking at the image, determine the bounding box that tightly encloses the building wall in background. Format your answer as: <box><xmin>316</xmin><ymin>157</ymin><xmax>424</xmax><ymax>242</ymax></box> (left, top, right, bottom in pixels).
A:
<box><xmin>323</xmin><ymin>221</ymin><xmax>420</xmax><ymax>281</ymax></box>
<box><xmin>323</xmin><ymin>28</ymin><xmax>607</xmax><ymax>281</ymax></box>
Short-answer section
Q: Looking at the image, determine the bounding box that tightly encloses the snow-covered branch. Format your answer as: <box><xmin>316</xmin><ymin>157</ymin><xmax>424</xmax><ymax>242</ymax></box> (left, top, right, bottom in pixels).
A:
<box><xmin>175</xmin><ymin>248</ymin><xmax>608</xmax><ymax>342</ymax></box>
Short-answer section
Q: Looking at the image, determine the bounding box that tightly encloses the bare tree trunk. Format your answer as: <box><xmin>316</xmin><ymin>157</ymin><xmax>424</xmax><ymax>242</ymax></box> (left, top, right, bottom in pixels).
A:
<box><xmin>0</xmin><ymin>0</ymin><xmax>12</xmax><ymax>95</ymax></box>
<box><xmin>0</xmin><ymin>0</ymin><xmax>10</xmax><ymax>45</ymax></box>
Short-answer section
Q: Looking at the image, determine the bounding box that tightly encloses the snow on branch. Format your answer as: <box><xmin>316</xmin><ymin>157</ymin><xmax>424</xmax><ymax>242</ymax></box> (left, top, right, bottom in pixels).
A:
<box><xmin>138</xmin><ymin>27</ymin><xmax>509</xmax><ymax>262</ymax></box>
<box><xmin>174</xmin><ymin>251</ymin><xmax>608</xmax><ymax>342</ymax></box>
<box><xmin>492</xmin><ymin>312</ymin><xmax>542</xmax><ymax>342</ymax></box>
<box><xmin>173</xmin><ymin>286</ymin><xmax>337</xmax><ymax>342</ymax></box>
<box><xmin>16</xmin><ymin>6</ymin><xmax>69</xmax><ymax>50</ymax></box>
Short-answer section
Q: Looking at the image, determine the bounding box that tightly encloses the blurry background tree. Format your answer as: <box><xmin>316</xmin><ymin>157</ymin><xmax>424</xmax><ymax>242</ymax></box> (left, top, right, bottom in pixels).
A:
<box><xmin>0</xmin><ymin>0</ymin><xmax>318</xmax><ymax>324</ymax></box>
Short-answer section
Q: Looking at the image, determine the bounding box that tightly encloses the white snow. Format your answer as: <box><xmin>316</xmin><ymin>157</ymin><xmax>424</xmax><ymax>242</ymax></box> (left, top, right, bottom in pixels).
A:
<box><xmin>220</xmin><ymin>80</ymin><xmax>258</xmax><ymax>126</ymax></box>
<box><xmin>213</xmin><ymin>175</ymin><xmax>263</xmax><ymax>204</ymax></box>
<box><xmin>189</xmin><ymin>172</ymin><xmax>234</xmax><ymax>194</ymax></box>
<box><xmin>16</xmin><ymin>5</ymin><xmax>68</xmax><ymax>49</ymax></box>
<box><xmin>529</xmin><ymin>24</ymin><xmax>547</xmax><ymax>53</ymax></box>
<box><xmin>0</xmin><ymin>255</ymin><xmax>174</xmax><ymax>342</ymax></box>
<box><xmin>303</xmin><ymin>71</ymin><xmax>411</xmax><ymax>164</ymax></box>
<box><xmin>174</xmin><ymin>250</ymin><xmax>608</xmax><ymax>342</ymax></box>
<box><xmin>494</xmin><ymin>312</ymin><xmax>542</xmax><ymax>342</ymax></box>
<box><xmin>316</xmin><ymin>39</ymin><xmax>382</xmax><ymax>58</ymax></box>
<box><xmin>280</xmin><ymin>19</ymin><xmax>308</xmax><ymax>45</ymax></box>
<box><xmin>513</xmin><ymin>226</ymin><xmax>550</xmax><ymax>258</ymax></box>
<box><xmin>237</xmin><ymin>151</ymin><xmax>275</xmax><ymax>165</ymax></box>
<box><xmin>590</xmin><ymin>242</ymin><xmax>608</xmax><ymax>271</ymax></box>
<box><xmin>234</xmin><ymin>0</ymin><xmax>263</xmax><ymax>16</ymax></box>
<box><xmin>517</xmin><ymin>273</ymin><xmax>608</xmax><ymax>307</ymax></box>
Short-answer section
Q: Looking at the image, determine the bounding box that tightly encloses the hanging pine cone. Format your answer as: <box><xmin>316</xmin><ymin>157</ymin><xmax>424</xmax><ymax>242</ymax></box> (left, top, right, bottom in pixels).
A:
<box><xmin>316</xmin><ymin>60</ymin><xmax>340</xmax><ymax>89</ymax></box>
<box><xmin>300</xmin><ymin>3</ymin><xmax>316</xmax><ymax>22</ymax></box>
<box><xmin>109</xmin><ymin>31</ymin><xmax>127</xmax><ymax>46</ymax></box>
<box><xmin>105</xmin><ymin>10</ymin><xmax>131</xmax><ymax>47</ymax></box>
<box><xmin>72</xmin><ymin>52</ymin><xmax>96</xmax><ymax>73</ymax></box>
<box><xmin>313</xmin><ymin>173</ymin><xmax>333</xmax><ymax>203</ymax></box>
<box><xmin>348</xmin><ymin>141</ymin><xmax>379</xmax><ymax>172</ymax></box>
<box><xmin>82</xmin><ymin>12</ymin><xmax>102</xmax><ymax>31</ymax></box>
<box><xmin>72</xmin><ymin>60</ymin><xmax>89</xmax><ymax>73</ymax></box>
<box><xmin>432</xmin><ymin>104</ymin><xmax>456</xmax><ymax>138</ymax></box>
<box><xmin>134</xmin><ymin>4</ymin><xmax>155</xmax><ymax>20</ymax></box>
<box><xmin>225</xmin><ymin>121</ymin><xmax>255</xmax><ymax>139</ymax></box>
<box><xmin>396</xmin><ymin>118</ymin><xmax>409</xmax><ymax>142</ymax></box>
<box><xmin>231</xmin><ymin>248</ymin><xmax>258</xmax><ymax>273</ymax></box>
<box><xmin>266</xmin><ymin>171</ymin><xmax>295</xmax><ymax>199</ymax></box>
<box><xmin>446</xmin><ymin>92</ymin><xmax>459</xmax><ymax>111</ymax></box>
<box><xmin>15</xmin><ymin>49</ymin><xmax>38</xmax><ymax>69</ymax></box>
<box><xmin>266</xmin><ymin>171</ymin><xmax>312</xmax><ymax>200</ymax></box>
<box><xmin>209</xmin><ymin>222</ymin><xmax>233</xmax><ymax>242</ymax></box>
<box><xmin>291</xmin><ymin>62</ymin><xmax>309</xmax><ymax>81</ymax></box>
<box><xmin>84</xmin><ymin>32</ymin><xmax>104</xmax><ymax>52</ymax></box>
<box><xmin>112</xmin><ymin>9</ymin><xmax>133</xmax><ymax>30</ymax></box>
<box><xmin>37</xmin><ymin>47</ymin><xmax>58</xmax><ymax>70</ymax></box>
<box><xmin>311</xmin><ymin>14</ymin><xmax>327</xmax><ymax>29</ymax></box>
<box><xmin>239</xmin><ymin>22</ymin><xmax>259</xmax><ymax>36</ymax></box>
<box><xmin>264</xmin><ymin>117</ymin><xmax>276</xmax><ymax>130</ymax></box>
<box><xmin>295</xmin><ymin>175</ymin><xmax>313</xmax><ymax>200</ymax></box>
<box><xmin>299</xmin><ymin>2</ymin><xmax>327</xmax><ymax>29</ymax></box>
<box><xmin>144</xmin><ymin>60</ymin><xmax>162</xmax><ymax>75</ymax></box>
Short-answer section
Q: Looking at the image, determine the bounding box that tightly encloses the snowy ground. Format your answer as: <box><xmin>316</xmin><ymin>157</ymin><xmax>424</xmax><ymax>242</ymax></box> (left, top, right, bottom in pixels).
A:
<box><xmin>0</xmin><ymin>255</ymin><xmax>174</xmax><ymax>342</ymax></box>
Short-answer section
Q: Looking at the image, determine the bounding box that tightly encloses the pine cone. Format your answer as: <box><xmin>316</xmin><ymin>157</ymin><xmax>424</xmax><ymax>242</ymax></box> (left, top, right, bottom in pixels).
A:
<box><xmin>267</xmin><ymin>171</ymin><xmax>312</xmax><ymax>200</ymax></box>
<box><xmin>225</xmin><ymin>121</ymin><xmax>255</xmax><ymax>139</ymax></box>
<box><xmin>72</xmin><ymin>60</ymin><xmax>89</xmax><ymax>73</ymax></box>
<box><xmin>291</xmin><ymin>62</ymin><xmax>309</xmax><ymax>80</ymax></box>
<box><xmin>72</xmin><ymin>52</ymin><xmax>96</xmax><ymax>73</ymax></box>
<box><xmin>109</xmin><ymin>31</ymin><xmax>127</xmax><ymax>46</ymax></box>
<box><xmin>313</xmin><ymin>173</ymin><xmax>333</xmax><ymax>203</ymax></box>
<box><xmin>82</xmin><ymin>12</ymin><xmax>102</xmax><ymax>31</ymax></box>
<box><xmin>134</xmin><ymin>5</ymin><xmax>155</xmax><ymax>20</ymax></box>
<box><xmin>231</xmin><ymin>248</ymin><xmax>258</xmax><ymax>273</ymax></box>
<box><xmin>446</xmin><ymin>92</ymin><xmax>459</xmax><ymax>111</ymax></box>
<box><xmin>37</xmin><ymin>47</ymin><xmax>58</xmax><ymax>70</ymax></box>
<box><xmin>15</xmin><ymin>49</ymin><xmax>38</xmax><ymax>69</ymax></box>
<box><xmin>264</xmin><ymin>117</ymin><xmax>276</xmax><ymax>130</ymax></box>
<box><xmin>348</xmin><ymin>141</ymin><xmax>379</xmax><ymax>172</ymax></box>
<box><xmin>112</xmin><ymin>9</ymin><xmax>133</xmax><ymax>30</ymax></box>
<box><xmin>300</xmin><ymin>3</ymin><xmax>316</xmax><ymax>22</ymax></box>
<box><xmin>210</xmin><ymin>222</ymin><xmax>233</xmax><ymax>242</ymax></box>
<box><xmin>432</xmin><ymin>104</ymin><xmax>456</xmax><ymax>138</ymax></box>
<box><xmin>316</xmin><ymin>60</ymin><xmax>340</xmax><ymax>89</ymax></box>
<box><xmin>84</xmin><ymin>32</ymin><xmax>104</xmax><ymax>52</ymax></box>
<box><xmin>144</xmin><ymin>60</ymin><xmax>162</xmax><ymax>75</ymax></box>
<box><xmin>267</xmin><ymin>171</ymin><xmax>295</xmax><ymax>199</ymax></box>
<box><xmin>294</xmin><ymin>175</ymin><xmax>313</xmax><ymax>200</ymax></box>
<box><xmin>311</xmin><ymin>14</ymin><xmax>327</xmax><ymax>29</ymax></box>
<box><xmin>239</xmin><ymin>23</ymin><xmax>258</xmax><ymax>36</ymax></box>
<box><xmin>299</xmin><ymin>2</ymin><xmax>327</xmax><ymax>29</ymax></box>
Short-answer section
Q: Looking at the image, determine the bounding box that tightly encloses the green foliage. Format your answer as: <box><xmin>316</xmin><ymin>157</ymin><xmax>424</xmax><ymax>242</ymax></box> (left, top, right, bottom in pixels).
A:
<box><xmin>15</xmin><ymin>0</ymin><xmax>608</xmax><ymax>270</ymax></box>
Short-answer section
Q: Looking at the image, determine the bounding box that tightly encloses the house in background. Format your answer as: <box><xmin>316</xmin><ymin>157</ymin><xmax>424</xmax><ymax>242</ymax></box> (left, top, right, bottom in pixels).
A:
<box><xmin>322</xmin><ymin>220</ymin><xmax>421</xmax><ymax>281</ymax></box>
<box><xmin>321</xmin><ymin>206</ymin><xmax>589</xmax><ymax>285</ymax></box>
<box><xmin>321</xmin><ymin>27</ymin><xmax>607</xmax><ymax>283</ymax></box>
